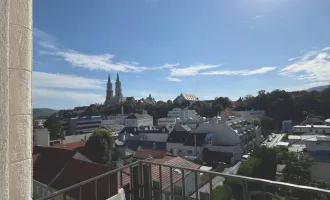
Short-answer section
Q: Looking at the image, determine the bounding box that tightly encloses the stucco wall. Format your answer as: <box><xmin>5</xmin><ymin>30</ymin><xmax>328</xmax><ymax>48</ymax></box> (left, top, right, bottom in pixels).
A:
<box><xmin>0</xmin><ymin>0</ymin><xmax>33</xmax><ymax>199</ymax></box>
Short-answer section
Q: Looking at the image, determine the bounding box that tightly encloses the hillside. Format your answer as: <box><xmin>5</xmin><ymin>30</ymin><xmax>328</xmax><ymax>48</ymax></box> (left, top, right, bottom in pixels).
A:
<box><xmin>307</xmin><ymin>85</ymin><xmax>329</xmax><ymax>92</ymax></box>
<box><xmin>33</xmin><ymin>108</ymin><xmax>58</xmax><ymax>118</ymax></box>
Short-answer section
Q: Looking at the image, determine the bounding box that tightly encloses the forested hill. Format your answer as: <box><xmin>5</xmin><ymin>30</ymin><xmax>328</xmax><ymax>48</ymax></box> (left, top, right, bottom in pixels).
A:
<box><xmin>56</xmin><ymin>86</ymin><xmax>330</xmax><ymax>129</ymax></box>
<box><xmin>33</xmin><ymin>108</ymin><xmax>58</xmax><ymax>119</ymax></box>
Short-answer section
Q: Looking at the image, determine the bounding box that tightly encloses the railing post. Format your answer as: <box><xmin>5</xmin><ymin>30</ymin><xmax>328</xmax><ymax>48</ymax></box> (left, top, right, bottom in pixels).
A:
<box><xmin>142</xmin><ymin>164</ymin><xmax>152</xmax><ymax>200</ymax></box>
<box><xmin>130</xmin><ymin>166</ymin><xmax>133</xmax><ymax>200</ymax></box>
<box><xmin>131</xmin><ymin>165</ymin><xmax>140</xmax><ymax>200</ymax></box>
<box><xmin>170</xmin><ymin>167</ymin><xmax>174</xmax><ymax>200</ymax></box>
<box><xmin>209</xmin><ymin>173</ymin><xmax>213</xmax><ymax>200</ymax></box>
<box><xmin>181</xmin><ymin>169</ymin><xmax>185</xmax><ymax>200</ymax></box>
<box><xmin>159</xmin><ymin>165</ymin><xmax>163</xmax><ymax>200</ymax></box>
<box><xmin>262</xmin><ymin>184</ymin><xmax>266</xmax><ymax>200</ymax></box>
<box><xmin>194</xmin><ymin>171</ymin><xmax>199</xmax><ymax>200</ymax></box>
<box><xmin>244</xmin><ymin>180</ymin><xmax>250</xmax><ymax>200</ymax></box>
<box><xmin>95</xmin><ymin>180</ymin><xmax>98</xmax><ymax>200</ymax></box>
<box><xmin>79</xmin><ymin>186</ymin><xmax>82</xmax><ymax>200</ymax></box>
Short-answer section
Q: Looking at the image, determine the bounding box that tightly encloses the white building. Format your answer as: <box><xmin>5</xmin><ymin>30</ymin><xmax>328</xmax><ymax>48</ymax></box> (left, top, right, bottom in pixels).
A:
<box><xmin>221</xmin><ymin>110</ymin><xmax>266</xmax><ymax>122</ymax></box>
<box><xmin>287</xmin><ymin>134</ymin><xmax>330</xmax><ymax>182</ymax></box>
<box><xmin>292</xmin><ymin>125</ymin><xmax>330</xmax><ymax>135</ymax></box>
<box><xmin>158</xmin><ymin>107</ymin><xmax>206</xmax><ymax>126</ymax></box>
<box><xmin>124</xmin><ymin>111</ymin><xmax>153</xmax><ymax>128</ymax></box>
<box><xmin>33</xmin><ymin>128</ymin><xmax>92</xmax><ymax>147</ymax></box>
<box><xmin>119</xmin><ymin>125</ymin><xmax>172</xmax><ymax>142</ymax></box>
<box><xmin>61</xmin><ymin>116</ymin><xmax>102</xmax><ymax>135</ymax></box>
<box><xmin>174</xmin><ymin>93</ymin><xmax>198</xmax><ymax>105</ymax></box>
<box><xmin>166</xmin><ymin>117</ymin><xmax>261</xmax><ymax>164</ymax></box>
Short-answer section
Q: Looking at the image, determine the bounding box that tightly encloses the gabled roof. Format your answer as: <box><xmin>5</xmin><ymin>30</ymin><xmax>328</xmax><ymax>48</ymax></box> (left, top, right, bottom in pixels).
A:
<box><xmin>184</xmin><ymin>133</ymin><xmax>207</xmax><ymax>146</ymax></box>
<box><xmin>49</xmin><ymin>159</ymin><xmax>118</xmax><ymax>200</ymax></box>
<box><xmin>151</xmin><ymin>156</ymin><xmax>200</xmax><ymax>189</ymax></box>
<box><xmin>166</xmin><ymin>125</ymin><xmax>191</xmax><ymax>144</ymax></box>
<box><xmin>134</xmin><ymin>149</ymin><xmax>166</xmax><ymax>159</ymax></box>
<box><xmin>125</xmin><ymin>140</ymin><xmax>166</xmax><ymax>151</ymax></box>
<box><xmin>50</xmin><ymin>141</ymin><xmax>86</xmax><ymax>151</ymax></box>
<box><xmin>181</xmin><ymin>93</ymin><xmax>198</xmax><ymax>101</ymax></box>
<box><xmin>33</xmin><ymin>148</ymin><xmax>77</xmax><ymax>185</ymax></box>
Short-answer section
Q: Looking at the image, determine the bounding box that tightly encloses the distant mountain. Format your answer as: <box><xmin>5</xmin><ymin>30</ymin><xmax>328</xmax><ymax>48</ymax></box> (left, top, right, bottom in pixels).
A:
<box><xmin>33</xmin><ymin>108</ymin><xmax>58</xmax><ymax>118</ymax></box>
<box><xmin>306</xmin><ymin>85</ymin><xmax>330</xmax><ymax>92</ymax></box>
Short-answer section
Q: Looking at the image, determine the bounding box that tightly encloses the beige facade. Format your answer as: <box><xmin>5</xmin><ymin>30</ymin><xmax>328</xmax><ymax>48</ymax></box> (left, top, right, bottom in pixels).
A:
<box><xmin>0</xmin><ymin>0</ymin><xmax>33</xmax><ymax>199</ymax></box>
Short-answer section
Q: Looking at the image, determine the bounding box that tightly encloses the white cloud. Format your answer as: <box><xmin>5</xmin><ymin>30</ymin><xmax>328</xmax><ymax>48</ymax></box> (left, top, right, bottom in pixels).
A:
<box><xmin>167</xmin><ymin>77</ymin><xmax>182</xmax><ymax>82</ymax></box>
<box><xmin>252</xmin><ymin>15</ymin><xmax>262</xmax><ymax>20</ymax></box>
<box><xmin>169</xmin><ymin>64</ymin><xmax>219</xmax><ymax>77</ymax></box>
<box><xmin>201</xmin><ymin>67</ymin><xmax>276</xmax><ymax>76</ymax></box>
<box><xmin>33</xmin><ymin>71</ymin><xmax>104</xmax><ymax>89</ymax></box>
<box><xmin>34</xmin><ymin>29</ymin><xmax>158</xmax><ymax>73</ymax></box>
<box><xmin>33</xmin><ymin>88</ymin><xmax>104</xmax><ymax>105</ymax></box>
<box><xmin>279</xmin><ymin>47</ymin><xmax>330</xmax><ymax>82</ymax></box>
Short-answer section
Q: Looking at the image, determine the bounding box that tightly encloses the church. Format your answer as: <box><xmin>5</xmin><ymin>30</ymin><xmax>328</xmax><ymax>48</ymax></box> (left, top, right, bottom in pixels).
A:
<box><xmin>104</xmin><ymin>73</ymin><xmax>126</xmax><ymax>106</ymax></box>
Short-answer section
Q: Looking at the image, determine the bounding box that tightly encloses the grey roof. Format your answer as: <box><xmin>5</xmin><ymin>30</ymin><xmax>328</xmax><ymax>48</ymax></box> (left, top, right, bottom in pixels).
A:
<box><xmin>173</xmin><ymin>124</ymin><xmax>191</xmax><ymax>132</ymax></box>
<box><xmin>100</xmin><ymin>124</ymin><xmax>125</xmax><ymax>132</ymax></box>
<box><xmin>125</xmin><ymin>113</ymin><xmax>152</xmax><ymax>120</ymax></box>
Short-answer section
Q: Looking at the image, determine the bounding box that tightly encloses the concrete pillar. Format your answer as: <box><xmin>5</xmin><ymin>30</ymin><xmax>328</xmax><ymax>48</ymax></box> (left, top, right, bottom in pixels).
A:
<box><xmin>0</xmin><ymin>0</ymin><xmax>10</xmax><ymax>199</ymax></box>
<box><xmin>0</xmin><ymin>0</ymin><xmax>33</xmax><ymax>199</ymax></box>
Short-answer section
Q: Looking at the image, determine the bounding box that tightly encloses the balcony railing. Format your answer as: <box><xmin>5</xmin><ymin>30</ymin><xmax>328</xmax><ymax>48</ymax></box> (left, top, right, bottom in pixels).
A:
<box><xmin>36</xmin><ymin>160</ymin><xmax>330</xmax><ymax>200</ymax></box>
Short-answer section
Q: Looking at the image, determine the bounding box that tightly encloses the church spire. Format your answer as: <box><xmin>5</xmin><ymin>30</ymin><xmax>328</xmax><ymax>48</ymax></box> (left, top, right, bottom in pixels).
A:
<box><xmin>115</xmin><ymin>72</ymin><xmax>123</xmax><ymax>101</ymax></box>
<box><xmin>105</xmin><ymin>73</ymin><xmax>113</xmax><ymax>105</ymax></box>
<box><xmin>116</xmin><ymin>72</ymin><xmax>120</xmax><ymax>83</ymax></box>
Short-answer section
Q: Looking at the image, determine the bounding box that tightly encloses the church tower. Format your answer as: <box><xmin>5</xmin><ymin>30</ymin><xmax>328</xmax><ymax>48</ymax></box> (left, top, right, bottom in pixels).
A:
<box><xmin>104</xmin><ymin>74</ymin><xmax>113</xmax><ymax>105</ymax></box>
<box><xmin>115</xmin><ymin>72</ymin><xmax>123</xmax><ymax>102</ymax></box>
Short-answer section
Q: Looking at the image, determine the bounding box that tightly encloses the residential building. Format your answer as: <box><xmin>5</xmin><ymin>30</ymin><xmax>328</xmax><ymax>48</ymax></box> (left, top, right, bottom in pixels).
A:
<box><xmin>167</xmin><ymin>117</ymin><xmax>261</xmax><ymax>164</ymax></box>
<box><xmin>221</xmin><ymin>108</ymin><xmax>266</xmax><ymax>122</ymax></box>
<box><xmin>287</xmin><ymin>134</ymin><xmax>330</xmax><ymax>182</ymax></box>
<box><xmin>166</xmin><ymin>125</ymin><xmax>193</xmax><ymax>157</ymax></box>
<box><xmin>158</xmin><ymin>107</ymin><xmax>206</xmax><ymax>126</ymax></box>
<box><xmin>174</xmin><ymin>93</ymin><xmax>199</xmax><ymax>105</ymax></box>
<box><xmin>61</xmin><ymin>116</ymin><xmax>102</xmax><ymax>135</ymax></box>
<box><xmin>292</xmin><ymin>124</ymin><xmax>330</xmax><ymax>135</ymax></box>
<box><xmin>124</xmin><ymin>111</ymin><xmax>153</xmax><ymax>128</ymax></box>
<box><xmin>33</xmin><ymin>128</ymin><xmax>92</xmax><ymax>147</ymax></box>
<box><xmin>138</xmin><ymin>94</ymin><xmax>157</xmax><ymax>104</ymax></box>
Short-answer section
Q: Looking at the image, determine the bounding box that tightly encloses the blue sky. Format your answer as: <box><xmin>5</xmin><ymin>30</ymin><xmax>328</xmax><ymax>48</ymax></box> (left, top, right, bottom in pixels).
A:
<box><xmin>33</xmin><ymin>0</ymin><xmax>330</xmax><ymax>109</ymax></box>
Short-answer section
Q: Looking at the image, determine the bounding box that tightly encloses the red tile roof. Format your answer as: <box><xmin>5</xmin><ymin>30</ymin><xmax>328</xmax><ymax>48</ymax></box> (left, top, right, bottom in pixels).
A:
<box><xmin>118</xmin><ymin>156</ymin><xmax>200</xmax><ymax>190</ymax></box>
<box><xmin>33</xmin><ymin>148</ymin><xmax>77</xmax><ymax>185</ymax></box>
<box><xmin>134</xmin><ymin>149</ymin><xmax>166</xmax><ymax>159</ymax></box>
<box><xmin>151</xmin><ymin>156</ymin><xmax>201</xmax><ymax>189</ymax></box>
<box><xmin>50</xmin><ymin>159</ymin><xmax>118</xmax><ymax>200</ymax></box>
<box><xmin>50</xmin><ymin>141</ymin><xmax>86</xmax><ymax>151</ymax></box>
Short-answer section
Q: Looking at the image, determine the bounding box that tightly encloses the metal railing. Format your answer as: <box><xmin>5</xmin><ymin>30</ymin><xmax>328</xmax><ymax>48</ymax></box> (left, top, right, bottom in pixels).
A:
<box><xmin>36</xmin><ymin>160</ymin><xmax>330</xmax><ymax>200</ymax></box>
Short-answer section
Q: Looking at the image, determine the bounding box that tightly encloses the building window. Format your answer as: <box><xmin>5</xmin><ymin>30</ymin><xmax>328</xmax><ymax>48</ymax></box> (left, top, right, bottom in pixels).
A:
<box><xmin>37</xmin><ymin>186</ymin><xmax>40</xmax><ymax>195</ymax></box>
<box><xmin>316</xmin><ymin>142</ymin><xmax>321</xmax><ymax>145</ymax></box>
<box><xmin>187</xmin><ymin>150</ymin><xmax>192</xmax><ymax>154</ymax></box>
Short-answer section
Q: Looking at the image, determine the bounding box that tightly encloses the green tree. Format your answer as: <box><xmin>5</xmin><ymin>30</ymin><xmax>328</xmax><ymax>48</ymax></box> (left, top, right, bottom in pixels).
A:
<box><xmin>238</xmin><ymin>147</ymin><xmax>277</xmax><ymax>181</ymax></box>
<box><xmin>33</xmin><ymin>118</ymin><xmax>41</xmax><ymax>130</ymax></box>
<box><xmin>277</xmin><ymin>151</ymin><xmax>314</xmax><ymax>185</ymax></box>
<box><xmin>44</xmin><ymin>114</ymin><xmax>61</xmax><ymax>137</ymax></box>
<box><xmin>85</xmin><ymin>128</ymin><xmax>114</xmax><ymax>164</ymax></box>
<box><xmin>212</xmin><ymin>185</ymin><xmax>232</xmax><ymax>200</ymax></box>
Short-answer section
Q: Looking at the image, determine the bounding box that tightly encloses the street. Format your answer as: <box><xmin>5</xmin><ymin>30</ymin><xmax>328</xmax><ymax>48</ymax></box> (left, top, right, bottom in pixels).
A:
<box><xmin>264</xmin><ymin>133</ymin><xmax>285</xmax><ymax>148</ymax></box>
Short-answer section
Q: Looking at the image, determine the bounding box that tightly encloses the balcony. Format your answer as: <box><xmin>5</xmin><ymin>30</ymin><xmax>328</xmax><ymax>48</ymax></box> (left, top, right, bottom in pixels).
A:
<box><xmin>36</xmin><ymin>160</ymin><xmax>330</xmax><ymax>200</ymax></box>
